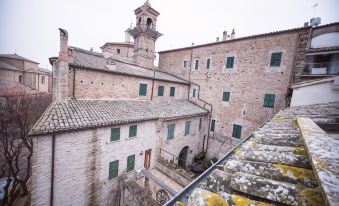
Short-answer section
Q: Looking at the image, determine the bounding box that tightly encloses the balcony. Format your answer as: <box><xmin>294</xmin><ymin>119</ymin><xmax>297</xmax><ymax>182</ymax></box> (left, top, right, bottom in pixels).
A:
<box><xmin>302</xmin><ymin>61</ymin><xmax>339</xmax><ymax>76</ymax></box>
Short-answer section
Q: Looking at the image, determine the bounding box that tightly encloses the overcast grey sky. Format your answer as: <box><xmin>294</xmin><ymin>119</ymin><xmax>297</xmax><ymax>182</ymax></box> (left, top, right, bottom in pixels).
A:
<box><xmin>1</xmin><ymin>0</ymin><xmax>339</xmax><ymax>69</ymax></box>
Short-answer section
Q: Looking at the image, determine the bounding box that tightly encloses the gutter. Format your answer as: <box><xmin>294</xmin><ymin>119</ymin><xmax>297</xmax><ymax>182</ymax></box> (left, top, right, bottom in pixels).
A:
<box><xmin>50</xmin><ymin>135</ymin><xmax>56</xmax><ymax>206</ymax></box>
<box><xmin>163</xmin><ymin>115</ymin><xmax>273</xmax><ymax>206</ymax></box>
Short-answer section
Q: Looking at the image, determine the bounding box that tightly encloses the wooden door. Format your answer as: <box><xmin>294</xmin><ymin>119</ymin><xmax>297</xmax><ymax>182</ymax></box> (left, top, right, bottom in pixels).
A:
<box><xmin>144</xmin><ymin>149</ymin><xmax>152</xmax><ymax>169</ymax></box>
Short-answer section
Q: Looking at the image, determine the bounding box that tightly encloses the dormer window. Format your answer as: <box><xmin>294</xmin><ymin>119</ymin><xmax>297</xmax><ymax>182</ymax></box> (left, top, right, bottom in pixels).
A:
<box><xmin>147</xmin><ymin>18</ymin><xmax>153</xmax><ymax>28</ymax></box>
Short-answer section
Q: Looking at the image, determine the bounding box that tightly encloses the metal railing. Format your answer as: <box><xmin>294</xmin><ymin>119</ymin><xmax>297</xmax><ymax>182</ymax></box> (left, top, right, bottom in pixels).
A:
<box><xmin>302</xmin><ymin>61</ymin><xmax>339</xmax><ymax>75</ymax></box>
<box><xmin>159</xmin><ymin>148</ymin><xmax>204</xmax><ymax>172</ymax></box>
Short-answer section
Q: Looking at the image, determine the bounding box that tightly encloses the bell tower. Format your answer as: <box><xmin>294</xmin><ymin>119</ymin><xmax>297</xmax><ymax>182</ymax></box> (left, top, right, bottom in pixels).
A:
<box><xmin>128</xmin><ymin>0</ymin><xmax>162</xmax><ymax>68</ymax></box>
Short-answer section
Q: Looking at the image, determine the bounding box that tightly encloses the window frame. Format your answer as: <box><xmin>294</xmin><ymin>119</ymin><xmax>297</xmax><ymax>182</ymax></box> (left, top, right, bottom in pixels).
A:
<box><xmin>232</xmin><ymin>124</ymin><xmax>242</xmax><ymax>139</ymax></box>
<box><xmin>139</xmin><ymin>83</ymin><xmax>147</xmax><ymax>96</ymax></box>
<box><xmin>222</xmin><ymin>91</ymin><xmax>230</xmax><ymax>102</ymax></box>
<box><xmin>129</xmin><ymin>125</ymin><xmax>137</xmax><ymax>138</ymax></box>
<box><xmin>19</xmin><ymin>75</ymin><xmax>23</xmax><ymax>83</ymax></box>
<box><xmin>127</xmin><ymin>155</ymin><xmax>135</xmax><ymax>173</ymax></box>
<box><xmin>194</xmin><ymin>59</ymin><xmax>199</xmax><ymax>70</ymax></box>
<box><xmin>183</xmin><ymin>60</ymin><xmax>188</xmax><ymax>68</ymax></box>
<box><xmin>110</xmin><ymin>127</ymin><xmax>120</xmax><ymax>142</ymax></box>
<box><xmin>41</xmin><ymin>76</ymin><xmax>45</xmax><ymax>84</ymax></box>
<box><xmin>193</xmin><ymin>89</ymin><xmax>196</xmax><ymax>97</ymax></box>
<box><xmin>270</xmin><ymin>52</ymin><xmax>282</xmax><ymax>67</ymax></box>
<box><xmin>117</xmin><ymin>49</ymin><xmax>121</xmax><ymax>54</ymax></box>
<box><xmin>158</xmin><ymin>85</ymin><xmax>164</xmax><ymax>96</ymax></box>
<box><xmin>170</xmin><ymin>87</ymin><xmax>175</xmax><ymax>97</ymax></box>
<box><xmin>263</xmin><ymin>93</ymin><xmax>276</xmax><ymax>108</ymax></box>
<box><xmin>184</xmin><ymin>121</ymin><xmax>191</xmax><ymax>136</ymax></box>
<box><xmin>226</xmin><ymin>56</ymin><xmax>235</xmax><ymax>69</ymax></box>
<box><xmin>210</xmin><ymin>119</ymin><xmax>216</xmax><ymax>132</ymax></box>
<box><xmin>167</xmin><ymin>124</ymin><xmax>175</xmax><ymax>140</ymax></box>
<box><xmin>109</xmin><ymin>160</ymin><xmax>119</xmax><ymax>180</ymax></box>
<box><xmin>206</xmin><ymin>58</ymin><xmax>211</xmax><ymax>69</ymax></box>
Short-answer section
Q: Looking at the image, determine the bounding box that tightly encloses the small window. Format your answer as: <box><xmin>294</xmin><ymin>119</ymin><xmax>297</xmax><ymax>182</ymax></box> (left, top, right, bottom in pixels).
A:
<box><xmin>193</xmin><ymin>89</ymin><xmax>196</xmax><ymax>97</ymax></box>
<box><xmin>195</xmin><ymin>59</ymin><xmax>199</xmax><ymax>70</ymax></box>
<box><xmin>222</xmin><ymin>91</ymin><xmax>230</xmax><ymax>102</ymax></box>
<box><xmin>184</xmin><ymin>121</ymin><xmax>190</xmax><ymax>136</ymax></box>
<box><xmin>263</xmin><ymin>94</ymin><xmax>276</xmax><ymax>108</ymax></box>
<box><xmin>232</xmin><ymin>124</ymin><xmax>242</xmax><ymax>139</ymax></box>
<box><xmin>19</xmin><ymin>75</ymin><xmax>23</xmax><ymax>83</ymax></box>
<box><xmin>206</xmin><ymin>58</ymin><xmax>211</xmax><ymax>69</ymax></box>
<box><xmin>183</xmin><ymin>60</ymin><xmax>188</xmax><ymax>68</ymax></box>
<box><xmin>158</xmin><ymin>86</ymin><xmax>164</xmax><ymax>96</ymax></box>
<box><xmin>270</xmin><ymin>52</ymin><xmax>282</xmax><ymax>67</ymax></box>
<box><xmin>226</xmin><ymin>57</ymin><xmax>235</xmax><ymax>68</ymax></box>
<box><xmin>170</xmin><ymin>87</ymin><xmax>175</xmax><ymax>97</ymax></box>
<box><xmin>210</xmin><ymin>119</ymin><xmax>216</xmax><ymax>132</ymax></box>
<box><xmin>110</xmin><ymin>128</ymin><xmax>120</xmax><ymax>142</ymax></box>
<box><xmin>199</xmin><ymin>118</ymin><xmax>202</xmax><ymax>131</ymax></box>
<box><xmin>127</xmin><ymin>155</ymin><xmax>135</xmax><ymax>173</ymax></box>
<box><xmin>117</xmin><ymin>49</ymin><xmax>121</xmax><ymax>54</ymax></box>
<box><xmin>41</xmin><ymin>76</ymin><xmax>45</xmax><ymax>84</ymax></box>
<box><xmin>109</xmin><ymin>160</ymin><xmax>119</xmax><ymax>180</ymax></box>
<box><xmin>139</xmin><ymin>83</ymin><xmax>147</xmax><ymax>96</ymax></box>
<box><xmin>167</xmin><ymin>124</ymin><xmax>175</xmax><ymax>140</ymax></box>
<box><xmin>129</xmin><ymin>125</ymin><xmax>137</xmax><ymax>138</ymax></box>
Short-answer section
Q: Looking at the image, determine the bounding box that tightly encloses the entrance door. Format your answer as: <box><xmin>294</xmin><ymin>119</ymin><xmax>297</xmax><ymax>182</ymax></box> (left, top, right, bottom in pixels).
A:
<box><xmin>144</xmin><ymin>149</ymin><xmax>152</xmax><ymax>169</ymax></box>
<box><xmin>178</xmin><ymin>146</ymin><xmax>189</xmax><ymax>169</ymax></box>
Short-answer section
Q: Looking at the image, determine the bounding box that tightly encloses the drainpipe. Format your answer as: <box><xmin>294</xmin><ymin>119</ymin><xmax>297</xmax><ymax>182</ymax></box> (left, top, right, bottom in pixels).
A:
<box><xmin>50</xmin><ymin>135</ymin><xmax>56</xmax><ymax>206</ymax></box>
<box><xmin>151</xmin><ymin>69</ymin><xmax>155</xmax><ymax>100</ymax></box>
<box><xmin>72</xmin><ymin>68</ymin><xmax>76</xmax><ymax>97</ymax></box>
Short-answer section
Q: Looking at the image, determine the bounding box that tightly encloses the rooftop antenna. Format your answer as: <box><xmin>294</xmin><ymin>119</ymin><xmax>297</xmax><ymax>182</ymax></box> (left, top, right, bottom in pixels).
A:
<box><xmin>312</xmin><ymin>3</ymin><xmax>318</xmax><ymax>18</ymax></box>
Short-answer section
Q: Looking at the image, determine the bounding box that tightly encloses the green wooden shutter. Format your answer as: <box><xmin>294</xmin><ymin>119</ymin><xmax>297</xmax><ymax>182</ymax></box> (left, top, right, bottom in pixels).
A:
<box><xmin>170</xmin><ymin>87</ymin><xmax>175</xmax><ymax>97</ymax></box>
<box><xmin>139</xmin><ymin>83</ymin><xmax>147</xmax><ymax>96</ymax></box>
<box><xmin>184</xmin><ymin>121</ymin><xmax>190</xmax><ymax>136</ymax></box>
<box><xmin>222</xmin><ymin>92</ymin><xmax>230</xmax><ymax>101</ymax></box>
<box><xmin>268</xmin><ymin>94</ymin><xmax>275</xmax><ymax>108</ymax></box>
<box><xmin>167</xmin><ymin>124</ymin><xmax>175</xmax><ymax>140</ymax></box>
<box><xmin>127</xmin><ymin>155</ymin><xmax>135</xmax><ymax>172</ymax></box>
<box><xmin>158</xmin><ymin>86</ymin><xmax>164</xmax><ymax>96</ymax></box>
<box><xmin>210</xmin><ymin>120</ymin><xmax>215</xmax><ymax>132</ymax></box>
<box><xmin>232</xmin><ymin>124</ymin><xmax>242</xmax><ymax>139</ymax></box>
<box><xmin>226</xmin><ymin>57</ymin><xmax>234</xmax><ymax>68</ymax></box>
<box><xmin>109</xmin><ymin>160</ymin><xmax>119</xmax><ymax>180</ymax></box>
<box><xmin>110</xmin><ymin>128</ymin><xmax>120</xmax><ymax>141</ymax></box>
<box><xmin>129</xmin><ymin>125</ymin><xmax>137</xmax><ymax>138</ymax></box>
<box><xmin>270</xmin><ymin>52</ymin><xmax>282</xmax><ymax>66</ymax></box>
<box><xmin>263</xmin><ymin>94</ymin><xmax>270</xmax><ymax>107</ymax></box>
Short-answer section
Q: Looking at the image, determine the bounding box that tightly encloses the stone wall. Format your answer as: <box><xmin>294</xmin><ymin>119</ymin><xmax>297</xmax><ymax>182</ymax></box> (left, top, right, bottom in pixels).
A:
<box><xmin>69</xmin><ymin>68</ymin><xmax>189</xmax><ymax>100</ymax></box>
<box><xmin>158</xmin><ymin>32</ymin><xmax>300</xmax><ymax>158</ymax></box>
<box><xmin>31</xmin><ymin>120</ymin><xmax>157</xmax><ymax>206</ymax></box>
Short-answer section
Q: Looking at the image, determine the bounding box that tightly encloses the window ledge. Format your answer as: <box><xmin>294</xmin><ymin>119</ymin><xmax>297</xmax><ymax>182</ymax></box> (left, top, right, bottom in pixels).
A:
<box><xmin>106</xmin><ymin>140</ymin><xmax>120</xmax><ymax>144</ymax></box>
<box><xmin>125</xmin><ymin>137</ymin><xmax>137</xmax><ymax>140</ymax></box>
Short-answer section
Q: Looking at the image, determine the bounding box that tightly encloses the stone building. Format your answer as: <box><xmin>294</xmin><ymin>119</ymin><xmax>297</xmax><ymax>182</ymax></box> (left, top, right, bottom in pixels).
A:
<box><xmin>0</xmin><ymin>53</ymin><xmax>52</xmax><ymax>94</ymax></box>
<box><xmin>30</xmin><ymin>1</ymin><xmax>210</xmax><ymax>205</ymax></box>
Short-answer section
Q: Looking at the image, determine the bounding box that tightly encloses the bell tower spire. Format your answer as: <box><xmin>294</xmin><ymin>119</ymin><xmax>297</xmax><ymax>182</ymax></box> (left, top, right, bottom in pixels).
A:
<box><xmin>128</xmin><ymin>0</ymin><xmax>162</xmax><ymax>68</ymax></box>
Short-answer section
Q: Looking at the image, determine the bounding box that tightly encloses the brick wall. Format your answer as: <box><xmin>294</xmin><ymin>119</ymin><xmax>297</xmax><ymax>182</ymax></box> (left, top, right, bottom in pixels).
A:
<box><xmin>158</xmin><ymin>32</ymin><xmax>300</xmax><ymax>158</ymax></box>
<box><xmin>69</xmin><ymin>68</ymin><xmax>189</xmax><ymax>100</ymax></box>
<box><xmin>31</xmin><ymin>120</ymin><xmax>157</xmax><ymax>206</ymax></box>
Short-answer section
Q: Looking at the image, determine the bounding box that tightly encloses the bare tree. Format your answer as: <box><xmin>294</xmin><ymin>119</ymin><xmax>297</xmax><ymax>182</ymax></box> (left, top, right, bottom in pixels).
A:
<box><xmin>0</xmin><ymin>91</ymin><xmax>51</xmax><ymax>205</ymax></box>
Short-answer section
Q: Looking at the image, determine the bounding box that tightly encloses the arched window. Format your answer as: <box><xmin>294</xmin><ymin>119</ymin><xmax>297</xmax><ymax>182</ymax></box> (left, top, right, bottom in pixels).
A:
<box><xmin>146</xmin><ymin>18</ymin><xmax>153</xmax><ymax>28</ymax></box>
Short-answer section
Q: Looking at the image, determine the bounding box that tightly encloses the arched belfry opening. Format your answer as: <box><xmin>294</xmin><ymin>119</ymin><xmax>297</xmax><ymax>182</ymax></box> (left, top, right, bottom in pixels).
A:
<box><xmin>146</xmin><ymin>18</ymin><xmax>153</xmax><ymax>28</ymax></box>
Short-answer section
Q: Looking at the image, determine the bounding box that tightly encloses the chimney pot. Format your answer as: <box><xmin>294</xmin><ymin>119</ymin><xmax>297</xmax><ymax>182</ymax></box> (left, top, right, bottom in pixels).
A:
<box><xmin>222</xmin><ymin>31</ymin><xmax>228</xmax><ymax>41</ymax></box>
<box><xmin>216</xmin><ymin>37</ymin><xmax>219</xmax><ymax>42</ymax></box>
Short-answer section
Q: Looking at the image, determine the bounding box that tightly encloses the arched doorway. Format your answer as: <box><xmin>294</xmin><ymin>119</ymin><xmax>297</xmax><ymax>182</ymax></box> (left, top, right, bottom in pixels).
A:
<box><xmin>178</xmin><ymin>146</ymin><xmax>189</xmax><ymax>169</ymax></box>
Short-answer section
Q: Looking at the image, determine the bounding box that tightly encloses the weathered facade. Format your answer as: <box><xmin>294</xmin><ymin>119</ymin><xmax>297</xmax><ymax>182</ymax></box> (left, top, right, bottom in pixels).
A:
<box><xmin>0</xmin><ymin>54</ymin><xmax>51</xmax><ymax>94</ymax></box>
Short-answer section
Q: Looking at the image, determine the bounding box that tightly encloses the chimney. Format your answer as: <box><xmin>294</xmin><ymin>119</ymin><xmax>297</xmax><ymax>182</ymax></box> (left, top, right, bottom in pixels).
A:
<box><xmin>231</xmin><ymin>29</ymin><xmax>235</xmax><ymax>39</ymax></box>
<box><xmin>222</xmin><ymin>31</ymin><xmax>228</xmax><ymax>41</ymax></box>
<box><xmin>53</xmin><ymin>28</ymin><xmax>70</xmax><ymax>101</ymax></box>
<box><xmin>216</xmin><ymin>37</ymin><xmax>219</xmax><ymax>42</ymax></box>
<box><xmin>304</xmin><ymin>22</ymin><xmax>309</xmax><ymax>27</ymax></box>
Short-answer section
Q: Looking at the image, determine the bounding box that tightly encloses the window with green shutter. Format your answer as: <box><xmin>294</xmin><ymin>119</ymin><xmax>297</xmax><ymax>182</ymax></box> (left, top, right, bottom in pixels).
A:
<box><xmin>127</xmin><ymin>155</ymin><xmax>135</xmax><ymax>172</ymax></box>
<box><xmin>167</xmin><ymin>124</ymin><xmax>175</xmax><ymax>140</ymax></box>
<box><xmin>139</xmin><ymin>83</ymin><xmax>147</xmax><ymax>96</ymax></box>
<box><xmin>158</xmin><ymin>86</ymin><xmax>164</xmax><ymax>96</ymax></box>
<box><xmin>232</xmin><ymin>124</ymin><xmax>242</xmax><ymax>139</ymax></box>
<box><xmin>270</xmin><ymin>52</ymin><xmax>282</xmax><ymax>67</ymax></box>
<box><xmin>222</xmin><ymin>91</ymin><xmax>230</xmax><ymax>102</ymax></box>
<box><xmin>195</xmin><ymin>59</ymin><xmax>199</xmax><ymax>70</ymax></box>
<box><xmin>226</xmin><ymin>57</ymin><xmax>235</xmax><ymax>68</ymax></box>
<box><xmin>193</xmin><ymin>89</ymin><xmax>196</xmax><ymax>97</ymax></box>
<box><xmin>184</xmin><ymin>121</ymin><xmax>190</xmax><ymax>136</ymax></box>
<box><xmin>170</xmin><ymin>87</ymin><xmax>175</xmax><ymax>97</ymax></box>
<box><xmin>110</xmin><ymin>128</ymin><xmax>120</xmax><ymax>142</ymax></box>
<box><xmin>109</xmin><ymin>160</ymin><xmax>119</xmax><ymax>180</ymax></box>
<box><xmin>263</xmin><ymin>94</ymin><xmax>276</xmax><ymax>108</ymax></box>
<box><xmin>129</xmin><ymin>125</ymin><xmax>137</xmax><ymax>138</ymax></box>
<box><xmin>206</xmin><ymin>58</ymin><xmax>211</xmax><ymax>69</ymax></box>
<box><xmin>210</xmin><ymin>119</ymin><xmax>216</xmax><ymax>132</ymax></box>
